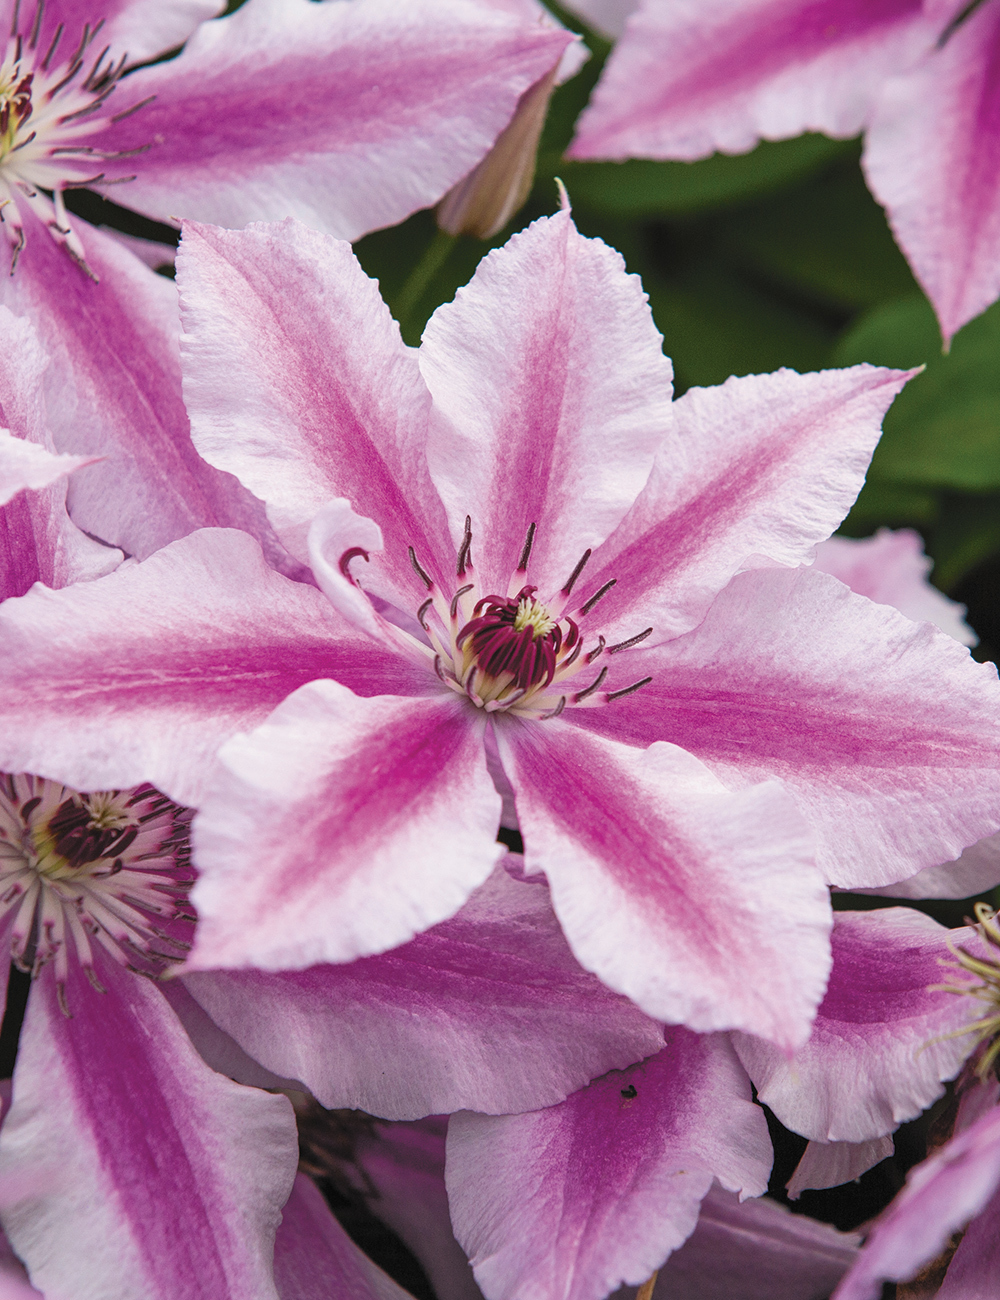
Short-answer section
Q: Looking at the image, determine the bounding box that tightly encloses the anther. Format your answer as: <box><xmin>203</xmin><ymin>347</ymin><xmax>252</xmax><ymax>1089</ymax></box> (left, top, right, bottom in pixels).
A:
<box><xmin>517</xmin><ymin>522</ymin><xmax>537</xmax><ymax>572</ymax></box>
<box><xmin>27</xmin><ymin>0</ymin><xmax>42</xmax><ymax>49</ymax></box>
<box><xmin>433</xmin><ymin>654</ymin><xmax>447</xmax><ymax>683</ymax></box>
<box><xmin>579</xmin><ymin>579</ymin><xmax>616</xmax><ymax>616</ymax></box>
<box><xmin>574</xmin><ymin>665</ymin><xmax>608</xmax><ymax>702</ymax></box>
<box><xmin>544</xmin><ymin>696</ymin><xmax>566</xmax><ymax>719</ymax></box>
<box><xmin>585</xmin><ymin>635</ymin><xmax>606</xmax><ymax>664</ymax></box>
<box><xmin>41</xmin><ymin>20</ymin><xmax>63</xmax><ymax>70</ymax></box>
<box><xmin>109</xmin><ymin>94</ymin><xmax>156</xmax><ymax>125</ymax></box>
<box><xmin>408</xmin><ymin>546</ymin><xmax>433</xmax><ymax>590</ymax></box>
<box><xmin>561</xmin><ymin>548</ymin><xmax>592</xmax><ymax>597</ymax></box>
<box><xmin>417</xmin><ymin>597</ymin><xmax>433</xmax><ymax>630</ymax></box>
<box><xmin>607</xmin><ymin>675</ymin><xmax>653</xmax><ymax>701</ymax></box>
<box><xmin>450</xmin><ymin>583</ymin><xmax>474</xmax><ymax>619</ymax></box>
<box><xmin>338</xmin><ymin>546</ymin><xmax>369</xmax><ymax>582</ymax></box>
<box><xmin>608</xmin><ymin>627</ymin><xmax>653</xmax><ymax>654</ymax></box>
<box><xmin>457</xmin><ymin>516</ymin><xmax>473</xmax><ymax>576</ymax></box>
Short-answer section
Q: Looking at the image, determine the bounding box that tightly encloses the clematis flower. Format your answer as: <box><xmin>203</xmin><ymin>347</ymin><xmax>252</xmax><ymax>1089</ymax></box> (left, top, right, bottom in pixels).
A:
<box><xmin>567</xmin><ymin>0</ymin><xmax>1000</xmax><ymax>342</ymax></box>
<box><xmin>0</xmin><ymin>0</ymin><xmax>575</xmax><ymax>563</ymax></box>
<box><xmin>1</xmin><ymin>208</ymin><xmax>999</xmax><ymax>1050</ymax></box>
<box><xmin>0</xmin><ymin>772</ymin><xmax>301</xmax><ymax>1300</ymax></box>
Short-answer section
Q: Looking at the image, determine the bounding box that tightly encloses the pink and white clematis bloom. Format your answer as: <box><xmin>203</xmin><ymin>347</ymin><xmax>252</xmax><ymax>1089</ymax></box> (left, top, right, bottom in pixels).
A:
<box><xmin>1</xmin><ymin>208</ymin><xmax>999</xmax><ymax>1050</ymax></box>
<box><xmin>0</xmin><ymin>0</ymin><xmax>575</xmax><ymax>563</ymax></box>
<box><xmin>568</xmin><ymin>0</ymin><xmax>1000</xmax><ymax>342</ymax></box>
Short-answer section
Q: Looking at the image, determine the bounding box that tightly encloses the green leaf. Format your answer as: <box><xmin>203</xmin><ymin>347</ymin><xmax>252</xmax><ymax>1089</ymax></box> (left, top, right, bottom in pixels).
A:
<box><xmin>929</xmin><ymin>492</ymin><xmax>1000</xmax><ymax>590</ymax></box>
<box><xmin>835</xmin><ymin>295</ymin><xmax>1000</xmax><ymax>491</ymax></box>
<box><xmin>841</xmin><ymin>479</ymin><xmax>939</xmax><ymax>535</ymax></box>
<box><xmin>555</xmin><ymin>134</ymin><xmax>853</xmax><ymax>218</ymax></box>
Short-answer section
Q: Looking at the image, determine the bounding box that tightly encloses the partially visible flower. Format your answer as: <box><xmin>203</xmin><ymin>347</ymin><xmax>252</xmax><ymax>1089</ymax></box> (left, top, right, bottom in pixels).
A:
<box><xmin>568</xmin><ymin>0</ymin><xmax>1000</xmax><ymax>342</ymax></box>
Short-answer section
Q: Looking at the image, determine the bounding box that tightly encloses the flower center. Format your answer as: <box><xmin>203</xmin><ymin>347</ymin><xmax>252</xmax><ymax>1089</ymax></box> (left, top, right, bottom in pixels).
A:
<box><xmin>0</xmin><ymin>8</ymin><xmax>148</xmax><ymax>275</ymax></box>
<box><xmin>933</xmin><ymin>902</ymin><xmax>1000</xmax><ymax>1082</ymax></box>
<box><xmin>343</xmin><ymin>518</ymin><xmax>654</xmax><ymax>719</ymax></box>
<box><xmin>0</xmin><ymin>774</ymin><xmax>194</xmax><ymax>1013</ymax></box>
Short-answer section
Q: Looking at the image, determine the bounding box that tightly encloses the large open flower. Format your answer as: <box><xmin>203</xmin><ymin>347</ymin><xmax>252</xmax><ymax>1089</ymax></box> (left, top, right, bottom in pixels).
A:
<box><xmin>0</xmin><ymin>0</ymin><xmax>574</xmax><ymax>564</ymax></box>
<box><xmin>568</xmin><ymin>0</ymin><xmax>1000</xmax><ymax>342</ymax></box>
<box><xmin>1</xmin><ymin>208</ymin><xmax>998</xmax><ymax>1049</ymax></box>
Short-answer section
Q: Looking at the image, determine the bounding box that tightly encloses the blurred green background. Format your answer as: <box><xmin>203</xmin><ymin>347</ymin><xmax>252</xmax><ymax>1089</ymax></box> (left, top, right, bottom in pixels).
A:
<box><xmin>355</xmin><ymin>5</ymin><xmax>1000</xmax><ymax>661</ymax></box>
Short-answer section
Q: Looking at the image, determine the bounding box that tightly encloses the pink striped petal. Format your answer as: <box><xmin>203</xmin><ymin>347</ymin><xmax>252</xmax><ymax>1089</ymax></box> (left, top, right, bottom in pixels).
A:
<box><xmin>864</xmin><ymin>0</ymin><xmax>1000</xmax><ymax>341</ymax></box>
<box><xmin>569</xmin><ymin>0</ymin><xmax>932</xmax><ymax>160</ymax></box>
<box><xmin>0</xmin><ymin>529</ymin><xmax>427</xmax><ymax>806</ymax></box>
<box><xmin>863</xmin><ymin>831</ymin><xmax>1000</xmax><ymax>900</ymax></box>
<box><xmin>814</xmin><ymin>529</ymin><xmax>975</xmax><ymax>645</ymax></box>
<box><xmin>274</xmin><ymin>1173</ymin><xmax>410</xmax><ymax>1300</ymax></box>
<box><xmin>834</xmin><ymin>1102</ymin><xmax>1000</xmax><ymax>1300</ymax></box>
<box><xmin>0</xmin><ymin>212</ymin><xmax>280</xmax><ymax>565</ymax></box>
<box><xmin>578</xmin><ymin>365</ymin><xmax>913</xmax><ymax>645</ymax></box>
<box><xmin>446</xmin><ymin>1031</ymin><xmax>771</xmax><ymax>1300</ymax></box>
<box><xmin>0</xmin><ymin>431</ymin><xmax>95</xmax><ymax>508</ymax></box>
<box><xmin>98</xmin><ymin>0</ymin><xmax>572</xmax><ymax>240</ymax></box>
<box><xmin>577</xmin><ymin>566</ymin><xmax>1000</xmax><ymax>888</ymax></box>
<box><xmin>181</xmin><ymin>865</ymin><xmax>662</xmax><ymax>1119</ymax></box>
<box><xmin>651</xmin><ymin>1183</ymin><xmax>860</xmax><ymax>1300</ymax></box>
<box><xmin>496</xmin><ymin>719</ymin><xmax>830</xmax><ymax>1048</ymax></box>
<box><xmin>188</xmin><ymin>683</ymin><xmax>502</xmax><ymax>970</ymax></box>
<box><xmin>0</xmin><ymin>962</ymin><xmax>298</xmax><ymax>1300</ymax></box>
<box><xmin>177</xmin><ymin>218</ymin><xmax>452</xmax><ymax>602</ymax></box>
<box><xmin>421</xmin><ymin>209</ymin><xmax>673</xmax><ymax>598</ymax></box>
<box><xmin>20</xmin><ymin>0</ymin><xmax>222</xmax><ymax>67</ymax></box>
<box><xmin>733</xmin><ymin>908</ymin><xmax>977</xmax><ymax>1143</ymax></box>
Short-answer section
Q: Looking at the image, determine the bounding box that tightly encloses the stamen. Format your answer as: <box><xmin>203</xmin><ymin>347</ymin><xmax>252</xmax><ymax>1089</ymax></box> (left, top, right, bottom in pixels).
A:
<box><xmin>27</xmin><ymin>0</ymin><xmax>43</xmax><ymax>50</ymax></box>
<box><xmin>338</xmin><ymin>546</ymin><xmax>369</xmax><ymax>581</ymax></box>
<box><xmin>450</xmin><ymin>583</ymin><xmax>474</xmax><ymax>619</ymax></box>
<box><xmin>608</xmin><ymin>627</ymin><xmax>653</xmax><ymax>654</ymax></box>
<box><xmin>408</xmin><ymin>546</ymin><xmax>433</xmax><ymax>590</ymax></box>
<box><xmin>561</xmin><ymin>548</ymin><xmax>591</xmax><ymax>597</ymax></box>
<box><xmin>579</xmin><ymin>579</ymin><xmax>616</xmax><ymax>616</ymax></box>
<box><xmin>108</xmin><ymin>93</ymin><xmax>155</xmax><ymax>124</ymax></box>
<box><xmin>456</xmin><ymin>515</ymin><xmax>473</xmax><ymax>576</ymax></box>
<box><xmin>584</xmin><ymin>635</ymin><xmax>606</xmax><ymax>664</ymax></box>
<box><xmin>573</xmin><ymin>665</ymin><xmax>608</xmax><ymax>702</ymax></box>
<box><xmin>607</xmin><ymin>676</ymin><xmax>653</xmax><ymax>702</ymax></box>
<box><xmin>40</xmin><ymin>21</ymin><xmax>62</xmax><ymax>71</ymax></box>
<box><xmin>416</xmin><ymin>597</ymin><xmax>433</xmax><ymax>630</ymax></box>
<box><xmin>516</xmin><ymin>521</ymin><xmax>536</xmax><ymax>572</ymax></box>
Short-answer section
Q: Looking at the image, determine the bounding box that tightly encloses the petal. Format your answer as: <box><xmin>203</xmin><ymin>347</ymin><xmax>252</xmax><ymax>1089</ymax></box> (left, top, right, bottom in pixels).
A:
<box><xmin>0</xmin><ymin>961</ymin><xmax>298</xmax><ymax>1300</ymax></box>
<box><xmin>833</xmin><ymin>1103</ymin><xmax>1000</xmax><ymax>1300</ymax></box>
<box><xmin>188</xmin><ymin>682</ymin><xmax>503</xmax><ymax>970</ymax></box>
<box><xmin>0</xmin><ymin>529</ymin><xmax>428</xmax><ymax>806</ymax></box>
<box><xmin>0</xmin><ymin>475</ymin><xmax>121</xmax><ymax>602</ymax></box>
<box><xmin>564</xmin><ymin>0</ymin><xmax>638</xmax><ymax>39</ymax></box>
<box><xmin>177</xmin><ymin>218</ymin><xmax>452</xmax><ymax>600</ymax></box>
<box><xmin>0</xmin><ymin>212</ymin><xmax>282</xmax><ymax>564</ymax></box>
<box><xmin>98</xmin><ymin>0</ymin><xmax>572</xmax><ymax>239</ymax></box>
<box><xmin>27</xmin><ymin>0</ymin><xmax>222</xmax><ymax>66</ymax></box>
<box><xmin>814</xmin><ymin>528</ymin><xmax>976</xmax><ymax>645</ymax></box>
<box><xmin>445</xmin><ymin>1031</ymin><xmax>771</xmax><ymax>1300</ymax></box>
<box><xmin>496</xmin><ymin>719</ymin><xmax>830</xmax><ymax>1048</ymax></box>
<box><xmin>0</xmin><ymin>431</ymin><xmax>95</xmax><ymax>507</ymax></box>
<box><xmin>732</xmin><ymin>908</ymin><xmax>978</xmax><ymax>1142</ymax></box>
<box><xmin>935</xmin><ymin>1183</ymin><xmax>1000</xmax><ymax>1299</ymax></box>
<box><xmin>576</xmin><ymin>566</ymin><xmax>1000</xmax><ymax>888</ymax></box>
<box><xmin>569</xmin><ymin>0</ymin><xmax>932</xmax><ymax>160</ymax></box>
<box><xmin>863</xmin><ymin>0</ymin><xmax>1000</xmax><ymax>341</ymax></box>
<box><xmin>421</xmin><ymin>209</ymin><xmax>673</xmax><ymax>598</ymax></box>
<box><xmin>861</xmin><ymin>831</ymin><xmax>1000</xmax><ymax>900</ymax></box>
<box><xmin>578</xmin><ymin>364</ymin><xmax>913</xmax><ymax>645</ymax></box>
<box><xmin>785</xmin><ymin>1137</ymin><xmax>894</xmax><ymax>1199</ymax></box>
<box><xmin>274</xmin><ymin>1173</ymin><xmax>410</xmax><ymax>1300</ymax></box>
<box><xmin>651</xmin><ymin>1182</ymin><xmax>860</xmax><ymax>1300</ymax></box>
<box><xmin>181</xmin><ymin>864</ymin><xmax>663</xmax><ymax>1119</ymax></box>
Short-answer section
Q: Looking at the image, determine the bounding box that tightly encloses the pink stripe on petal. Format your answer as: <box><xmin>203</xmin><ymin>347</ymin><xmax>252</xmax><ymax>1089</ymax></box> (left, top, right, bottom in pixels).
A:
<box><xmin>189</xmin><ymin>683</ymin><xmax>502</xmax><ymax>970</ymax></box>
<box><xmin>99</xmin><ymin>0</ymin><xmax>571</xmax><ymax>240</ymax></box>
<box><xmin>421</xmin><ymin>209</ymin><xmax>672</xmax><ymax>598</ymax></box>
<box><xmin>576</xmin><ymin>566</ymin><xmax>1000</xmax><ymax>888</ymax></box>
<box><xmin>182</xmin><ymin>866</ymin><xmax>662</xmax><ymax>1119</ymax></box>
<box><xmin>497</xmin><ymin>719</ymin><xmax>830</xmax><ymax>1047</ymax></box>
<box><xmin>864</xmin><ymin>0</ymin><xmax>1000</xmax><ymax>340</ymax></box>
<box><xmin>446</xmin><ymin>1031</ymin><xmax>770</xmax><ymax>1300</ymax></box>
<box><xmin>569</xmin><ymin>0</ymin><xmax>931</xmax><ymax>160</ymax></box>
<box><xmin>273</xmin><ymin>1173</ymin><xmax>409</xmax><ymax>1300</ymax></box>
<box><xmin>733</xmin><ymin>908</ymin><xmax>977</xmax><ymax>1143</ymax></box>
<box><xmin>0</xmin><ymin>963</ymin><xmax>298</xmax><ymax>1300</ymax></box>
<box><xmin>0</xmin><ymin>529</ymin><xmax>426</xmax><ymax>805</ymax></box>
<box><xmin>580</xmin><ymin>365</ymin><xmax>913</xmax><ymax>644</ymax></box>
<box><xmin>178</xmin><ymin>219</ymin><xmax>452</xmax><ymax>604</ymax></box>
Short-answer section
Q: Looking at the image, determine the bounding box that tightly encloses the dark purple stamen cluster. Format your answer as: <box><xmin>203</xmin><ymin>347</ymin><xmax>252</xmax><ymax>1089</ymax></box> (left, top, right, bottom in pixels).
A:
<box><xmin>456</xmin><ymin>585</ymin><xmax>579</xmax><ymax>692</ymax></box>
<box><xmin>0</xmin><ymin>71</ymin><xmax>32</xmax><ymax>138</ymax></box>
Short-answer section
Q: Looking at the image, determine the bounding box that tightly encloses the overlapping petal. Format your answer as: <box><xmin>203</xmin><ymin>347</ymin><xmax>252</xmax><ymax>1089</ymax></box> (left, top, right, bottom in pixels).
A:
<box><xmin>0</xmin><ymin>432</ymin><xmax>94</xmax><ymax>508</ymax></box>
<box><xmin>0</xmin><ymin>962</ymin><xmax>298</xmax><ymax>1300</ymax></box>
<box><xmin>14</xmin><ymin>0</ymin><xmax>224</xmax><ymax>67</ymax></box>
<box><xmin>182</xmin><ymin>866</ymin><xmax>662</xmax><ymax>1119</ymax></box>
<box><xmin>785</xmin><ymin>1137</ymin><xmax>894</xmax><ymax>1199</ymax></box>
<box><xmin>178</xmin><ymin>218</ymin><xmax>451</xmax><ymax>599</ymax></box>
<box><xmin>568</xmin><ymin>0</ymin><xmax>932</xmax><ymax>160</ymax></box>
<box><xmin>421</xmin><ymin>209</ymin><xmax>672</xmax><ymax>596</ymax></box>
<box><xmin>98</xmin><ymin>0</ymin><xmax>573</xmax><ymax>240</ymax></box>
<box><xmin>732</xmin><ymin>908</ymin><xmax>977</xmax><ymax>1142</ymax></box>
<box><xmin>578</xmin><ymin>365</ymin><xmax>913</xmax><ymax>644</ymax></box>
<box><xmin>496</xmin><ymin>719</ymin><xmax>829</xmax><ymax>1047</ymax></box>
<box><xmin>189</xmin><ymin>682</ymin><xmax>503</xmax><ymax>970</ymax></box>
<box><xmin>0</xmin><ymin>529</ymin><xmax>430</xmax><ymax>805</ymax></box>
<box><xmin>864</xmin><ymin>0</ymin><xmax>1000</xmax><ymax>341</ymax></box>
<box><xmin>578</xmin><ymin>566</ymin><xmax>1000</xmax><ymax>888</ymax></box>
<box><xmin>446</xmin><ymin>1031</ymin><xmax>771</xmax><ymax>1300</ymax></box>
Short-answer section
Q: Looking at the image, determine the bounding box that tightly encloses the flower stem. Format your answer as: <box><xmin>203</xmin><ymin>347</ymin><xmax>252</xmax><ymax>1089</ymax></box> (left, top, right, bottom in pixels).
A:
<box><xmin>636</xmin><ymin>1271</ymin><xmax>658</xmax><ymax>1300</ymax></box>
<box><xmin>393</xmin><ymin>229</ymin><xmax>456</xmax><ymax>337</ymax></box>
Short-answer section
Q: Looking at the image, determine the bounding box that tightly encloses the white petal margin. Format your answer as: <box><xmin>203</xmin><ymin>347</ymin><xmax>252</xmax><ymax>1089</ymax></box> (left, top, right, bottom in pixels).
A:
<box><xmin>0</xmin><ymin>430</ymin><xmax>97</xmax><ymax>507</ymax></box>
<box><xmin>786</xmin><ymin>1137</ymin><xmax>894</xmax><ymax>1201</ymax></box>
